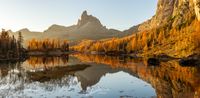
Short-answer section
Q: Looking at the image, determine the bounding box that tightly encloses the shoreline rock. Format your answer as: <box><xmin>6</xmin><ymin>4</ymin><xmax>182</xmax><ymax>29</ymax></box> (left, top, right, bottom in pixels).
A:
<box><xmin>179</xmin><ymin>53</ymin><xmax>200</xmax><ymax>66</ymax></box>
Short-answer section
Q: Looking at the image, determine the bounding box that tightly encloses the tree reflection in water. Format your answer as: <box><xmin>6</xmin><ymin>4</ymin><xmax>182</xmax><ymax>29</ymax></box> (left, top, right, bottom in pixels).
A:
<box><xmin>0</xmin><ymin>54</ymin><xmax>199</xmax><ymax>97</ymax></box>
<box><xmin>73</xmin><ymin>53</ymin><xmax>200</xmax><ymax>98</ymax></box>
<box><xmin>23</xmin><ymin>55</ymin><xmax>69</xmax><ymax>71</ymax></box>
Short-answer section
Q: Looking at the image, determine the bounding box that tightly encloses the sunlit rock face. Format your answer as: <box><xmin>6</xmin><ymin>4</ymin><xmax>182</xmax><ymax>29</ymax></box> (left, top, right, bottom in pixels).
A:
<box><xmin>138</xmin><ymin>0</ymin><xmax>200</xmax><ymax>31</ymax></box>
<box><xmin>151</xmin><ymin>0</ymin><xmax>174</xmax><ymax>28</ymax></box>
<box><xmin>77</xmin><ymin>10</ymin><xmax>102</xmax><ymax>27</ymax></box>
<box><xmin>194</xmin><ymin>0</ymin><xmax>200</xmax><ymax>20</ymax></box>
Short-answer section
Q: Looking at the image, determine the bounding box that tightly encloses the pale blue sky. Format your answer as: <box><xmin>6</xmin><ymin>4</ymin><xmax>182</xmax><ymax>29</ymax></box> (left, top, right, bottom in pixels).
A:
<box><xmin>0</xmin><ymin>0</ymin><xmax>157</xmax><ymax>31</ymax></box>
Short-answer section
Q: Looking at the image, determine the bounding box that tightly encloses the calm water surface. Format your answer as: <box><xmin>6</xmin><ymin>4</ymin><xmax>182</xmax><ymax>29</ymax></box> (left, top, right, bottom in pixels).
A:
<box><xmin>0</xmin><ymin>54</ymin><xmax>200</xmax><ymax>98</ymax></box>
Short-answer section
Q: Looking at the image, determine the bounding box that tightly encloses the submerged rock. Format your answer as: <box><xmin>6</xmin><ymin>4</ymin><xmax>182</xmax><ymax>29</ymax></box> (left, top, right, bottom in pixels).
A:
<box><xmin>147</xmin><ymin>58</ymin><xmax>160</xmax><ymax>66</ymax></box>
<box><xmin>179</xmin><ymin>53</ymin><xmax>200</xmax><ymax>66</ymax></box>
<box><xmin>179</xmin><ymin>59</ymin><xmax>198</xmax><ymax>66</ymax></box>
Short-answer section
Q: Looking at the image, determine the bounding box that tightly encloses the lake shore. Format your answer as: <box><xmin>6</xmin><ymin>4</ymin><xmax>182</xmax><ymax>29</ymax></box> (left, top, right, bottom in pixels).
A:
<box><xmin>27</xmin><ymin>51</ymin><xmax>73</xmax><ymax>56</ymax></box>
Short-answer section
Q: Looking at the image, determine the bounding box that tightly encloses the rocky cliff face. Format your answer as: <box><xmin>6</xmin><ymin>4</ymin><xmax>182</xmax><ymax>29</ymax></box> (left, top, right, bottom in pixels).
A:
<box><xmin>194</xmin><ymin>0</ymin><xmax>200</xmax><ymax>20</ymax></box>
<box><xmin>138</xmin><ymin>0</ymin><xmax>200</xmax><ymax>31</ymax></box>
<box><xmin>77</xmin><ymin>11</ymin><xmax>102</xmax><ymax>27</ymax></box>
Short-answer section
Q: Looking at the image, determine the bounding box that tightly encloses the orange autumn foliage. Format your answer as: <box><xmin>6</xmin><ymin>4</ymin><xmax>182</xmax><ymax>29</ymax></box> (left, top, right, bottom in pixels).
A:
<box><xmin>27</xmin><ymin>39</ymin><xmax>69</xmax><ymax>52</ymax></box>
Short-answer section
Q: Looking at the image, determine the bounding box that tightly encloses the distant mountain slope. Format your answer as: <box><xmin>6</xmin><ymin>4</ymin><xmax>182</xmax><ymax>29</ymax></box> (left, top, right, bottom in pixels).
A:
<box><xmin>13</xmin><ymin>11</ymin><xmax>134</xmax><ymax>44</ymax></box>
<box><xmin>123</xmin><ymin>25</ymin><xmax>139</xmax><ymax>35</ymax></box>
<box><xmin>17</xmin><ymin>28</ymin><xmax>42</xmax><ymax>39</ymax></box>
<box><xmin>42</xmin><ymin>11</ymin><xmax>131</xmax><ymax>41</ymax></box>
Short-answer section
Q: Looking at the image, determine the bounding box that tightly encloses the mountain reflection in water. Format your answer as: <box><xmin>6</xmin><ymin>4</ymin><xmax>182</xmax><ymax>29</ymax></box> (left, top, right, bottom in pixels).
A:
<box><xmin>0</xmin><ymin>54</ymin><xmax>199</xmax><ymax>98</ymax></box>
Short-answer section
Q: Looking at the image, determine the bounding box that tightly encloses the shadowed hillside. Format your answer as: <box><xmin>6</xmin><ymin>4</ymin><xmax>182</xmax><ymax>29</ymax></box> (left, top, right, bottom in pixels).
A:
<box><xmin>12</xmin><ymin>11</ymin><xmax>134</xmax><ymax>45</ymax></box>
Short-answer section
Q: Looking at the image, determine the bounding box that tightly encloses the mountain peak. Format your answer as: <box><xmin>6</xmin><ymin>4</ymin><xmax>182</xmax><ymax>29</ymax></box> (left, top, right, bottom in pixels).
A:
<box><xmin>81</xmin><ymin>10</ymin><xmax>88</xmax><ymax>18</ymax></box>
<box><xmin>77</xmin><ymin>11</ymin><xmax>102</xmax><ymax>27</ymax></box>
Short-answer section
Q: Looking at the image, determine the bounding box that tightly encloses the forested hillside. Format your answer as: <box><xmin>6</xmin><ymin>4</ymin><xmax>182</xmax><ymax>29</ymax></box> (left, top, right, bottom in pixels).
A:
<box><xmin>71</xmin><ymin>0</ymin><xmax>200</xmax><ymax>58</ymax></box>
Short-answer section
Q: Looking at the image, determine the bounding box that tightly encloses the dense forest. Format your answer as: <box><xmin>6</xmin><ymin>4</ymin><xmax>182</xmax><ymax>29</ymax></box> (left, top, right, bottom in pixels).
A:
<box><xmin>71</xmin><ymin>16</ymin><xmax>200</xmax><ymax>58</ymax></box>
<box><xmin>27</xmin><ymin>39</ymin><xmax>69</xmax><ymax>52</ymax></box>
<box><xmin>0</xmin><ymin>29</ymin><xmax>25</xmax><ymax>60</ymax></box>
<box><xmin>0</xmin><ymin>29</ymin><xmax>70</xmax><ymax>59</ymax></box>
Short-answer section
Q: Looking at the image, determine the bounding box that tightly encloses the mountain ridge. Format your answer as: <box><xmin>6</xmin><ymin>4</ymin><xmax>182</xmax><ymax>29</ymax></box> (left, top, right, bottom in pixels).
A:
<box><xmin>13</xmin><ymin>10</ymin><xmax>133</xmax><ymax>44</ymax></box>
